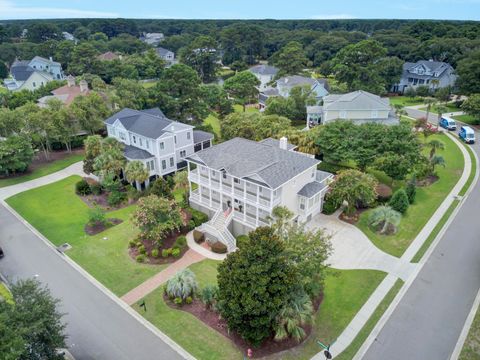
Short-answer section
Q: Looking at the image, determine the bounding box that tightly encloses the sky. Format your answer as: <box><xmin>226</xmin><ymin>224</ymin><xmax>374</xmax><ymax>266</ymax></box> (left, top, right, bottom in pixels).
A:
<box><xmin>0</xmin><ymin>0</ymin><xmax>479</xmax><ymax>21</ymax></box>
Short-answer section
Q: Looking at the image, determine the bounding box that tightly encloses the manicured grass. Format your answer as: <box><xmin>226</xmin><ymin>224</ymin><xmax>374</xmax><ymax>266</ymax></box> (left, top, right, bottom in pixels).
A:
<box><xmin>0</xmin><ymin>153</ymin><xmax>84</xmax><ymax>188</ymax></box>
<box><xmin>0</xmin><ymin>282</ymin><xmax>13</xmax><ymax>304</ymax></box>
<box><xmin>459</xmin><ymin>144</ymin><xmax>477</xmax><ymax>197</ymax></box>
<box><xmin>203</xmin><ymin>113</ymin><xmax>222</xmax><ymax>139</ymax></box>
<box><xmin>460</xmin><ymin>303</ymin><xmax>480</xmax><ymax>360</ymax></box>
<box><xmin>233</xmin><ymin>104</ymin><xmax>259</xmax><ymax>113</ymax></box>
<box><xmin>453</xmin><ymin>114</ymin><xmax>478</xmax><ymax>126</ymax></box>
<box><xmin>141</xmin><ymin>81</ymin><xmax>158</xmax><ymax>89</ymax></box>
<box><xmin>6</xmin><ymin>176</ymin><xmax>166</xmax><ymax>296</ymax></box>
<box><xmin>419</xmin><ymin>103</ymin><xmax>460</xmax><ymax>114</ymax></box>
<box><xmin>389</xmin><ymin>96</ymin><xmax>424</xmax><ymax>107</ymax></box>
<box><xmin>336</xmin><ymin>278</ymin><xmax>404</xmax><ymax>360</ymax></box>
<box><xmin>135</xmin><ymin>262</ymin><xmax>386</xmax><ymax>360</ymax></box>
<box><xmin>357</xmin><ymin>133</ymin><xmax>464</xmax><ymax>257</ymax></box>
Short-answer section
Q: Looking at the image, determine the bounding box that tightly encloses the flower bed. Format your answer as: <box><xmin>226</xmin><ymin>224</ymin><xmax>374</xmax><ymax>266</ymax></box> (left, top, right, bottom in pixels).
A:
<box><xmin>84</xmin><ymin>218</ymin><xmax>123</xmax><ymax>236</ymax></box>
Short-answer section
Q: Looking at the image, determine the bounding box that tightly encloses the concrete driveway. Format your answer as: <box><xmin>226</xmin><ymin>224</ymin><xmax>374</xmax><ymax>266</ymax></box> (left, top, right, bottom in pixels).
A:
<box><xmin>307</xmin><ymin>211</ymin><xmax>417</xmax><ymax>281</ymax></box>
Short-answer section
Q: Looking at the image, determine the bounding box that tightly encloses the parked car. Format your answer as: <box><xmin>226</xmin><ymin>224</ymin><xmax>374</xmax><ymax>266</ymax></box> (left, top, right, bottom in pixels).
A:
<box><xmin>0</xmin><ymin>246</ymin><xmax>4</xmax><ymax>258</ymax></box>
<box><xmin>439</xmin><ymin>116</ymin><xmax>457</xmax><ymax>131</ymax></box>
<box><xmin>459</xmin><ymin>126</ymin><xmax>475</xmax><ymax>144</ymax></box>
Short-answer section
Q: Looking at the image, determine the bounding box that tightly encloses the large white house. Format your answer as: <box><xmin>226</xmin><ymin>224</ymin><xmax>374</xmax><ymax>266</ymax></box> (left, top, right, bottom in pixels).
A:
<box><xmin>306</xmin><ymin>90</ymin><xmax>398</xmax><ymax>127</ymax></box>
<box><xmin>104</xmin><ymin>108</ymin><xmax>213</xmax><ymax>186</ymax></box>
<box><xmin>248</xmin><ymin>64</ymin><xmax>279</xmax><ymax>90</ymax></box>
<box><xmin>3</xmin><ymin>56</ymin><xmax>64</xmax><ymax>91</ymax></box>
<box><xmin>186</xmin><ymin>137</ymin><xmax>333</xmax><ymax>251</ymax></box>
<box><xmin>393</xmin><ymin>60</ymin><xmax>456</xmax><ymax>93</ymax></box>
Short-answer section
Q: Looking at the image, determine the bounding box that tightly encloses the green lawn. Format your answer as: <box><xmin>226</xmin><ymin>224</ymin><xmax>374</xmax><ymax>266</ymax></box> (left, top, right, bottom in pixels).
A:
<box><xmin>453</xmin><ymin>114</ymin><xmax>478</xmax><ymax>126</ymax></box>
<box><xmin>141</xmin><ymin>81</ymin><xmax>158</xmax><ymax>89</ymax></box>
<box><xmin>0</xmin><ymin>282</ymin><xmax>13</xmax><ymax>304</ymax></box>
<box><xmin>0</xmin><ymin>153</ymin><xmax>84</xmax><ymax>188</ymax></box>
<box><xmin>357</xmin><ymin>133</ymin><xmax>464</xmax><ymax>257</ymax></box>
<box><xmin>460</xmin><ymin>144</ymin><xmax>477</xmax><ymax>197</ymax></box>
<box><xmin>136</xmin><ymin>261</ymin><xmax>386</xmax><ymax>360</ymax></box>
<box><xmin>6</xmin><ymin>176</ymin><xmax>167</xmax><ymax>296</ymax></box>
<box><xmin>460</xmin><ymin>303</ymin><xmax>480</xmax><ymax>360</ymax></box>
<box><xmin>203</xmin><ymin>113</ymin><xmax>221</xmax><ymax>139</ymax></box>
<box><xmin>233</xmin><ymin>104</ymin><xmax>259</xmax><ymax>113</ymax></box>
<box><xmin>419</xmin><ymin>103</ymin><xmax>460</xmax><ymax>114</ymax></box>
<box><xmin>389</xmin><ymin>96</ymin><xmax>425</xmax><ymax>107</ymax></box>
<box><xmin>336</xmin><ymin>278</ymin><xmax>404</xmax><ymax>360</ymax></box>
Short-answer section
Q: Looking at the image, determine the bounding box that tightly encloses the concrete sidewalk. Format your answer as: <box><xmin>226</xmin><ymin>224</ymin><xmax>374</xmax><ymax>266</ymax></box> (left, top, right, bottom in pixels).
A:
<box><xmin>0</xmin><ymin>161</ymin><xmax>85</xmax><ymax>200</ymax></box>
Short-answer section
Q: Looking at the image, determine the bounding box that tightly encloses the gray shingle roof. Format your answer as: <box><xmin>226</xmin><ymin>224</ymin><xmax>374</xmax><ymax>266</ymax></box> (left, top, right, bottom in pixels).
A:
<box><xmin>156</xmin><ymin>47</ymin><xmax>173</xmax><ymax>57</ymax></box>
<box><xmin>323</xmin><ymin>90</ymin><xmax>390</xmax><ymax>111</ymax></box>
<box><xmin>187</xmin><ymin>137</ymin><xmax>319</xmax><ymax>189</ymax></box>
<box><xmin>104</xmin><ymin>108</ymin><xmax>192</xmax><ymax>139</ymax></box>
<box><xmin>141</xmin><ymin>107</ymin><xmax>165</xmax><ymax>117</ymax></box>
<box><xmin>404</xmin><ymin>60</ymin><xmax>452</xmax><ymax>75</ymax></box>
<box><xmin>193</xmin><ymin>130</ymin><xmax>214</xmax><ymax>144</ymax></box>
<box><xmin>124</xmin><ymin>145</ymin><xmax>154</xmax><ymax>160</ymax></box>
<box><xmin>297</xmin><ymin>181</ymin><xmax>327</xmax><ymax>197</ymax></box>
<box><xmin>277</xmin><ymin>75</ymin><xmax>317</xmax><ymax>88</ymax></box>
<box><xmin>249</xmin><ymin>64</ymin><xmax>279</xmax><ymax>76</ymax></box>
<box><xmin>259</xmin><ymin>137</ymin><xmax>297</xmax><ymax>151</ymax></box>
<box><xmin>10</xmin><ymin>61</ymin><xmax>34</xmax><ymax>81</ymax></box>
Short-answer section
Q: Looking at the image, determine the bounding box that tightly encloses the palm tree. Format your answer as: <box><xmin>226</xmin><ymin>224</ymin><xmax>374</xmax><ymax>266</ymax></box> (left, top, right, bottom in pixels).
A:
<box><xmin>427</xmin><ymin>139</ymin><xmax>445</xmax><ymax>160</ymax></box>
<box><xmin>436</xmin><ymin>104</ymin><xmax>448</xmax><ymax>128</ymax></box>
<box><xmin>430</xmin><ymin>155</ymin><xmax>446</xmax><ymax>173</ymax></box>
<box><xmin>394</xmin><ymin>104</ymin><xmax>408</xmax><ymax>121</ymax></box>
<box><xmin>173</xmin><ymin>171</ymin><xmax>189</xmax><ymax>190</ymax></box>
<box><xmin>424</xmin><ymin>98</ymin><xmax>436</xmax><ymax>122</ymax></box>
<box><xmin>125</xmin><ymin>160</ymin><xmax>149</xmax><ymax>191</ymax></box>
<box><xmin>368</xmin><ymin>205</ymin><xmax>401</xmax><ymax>234</ymax></box>
<box><xmin>274</xmin><ymin>291</ymin><xmax>314</xmax><ymax>342</ymax></box>
<box><xmin>165</xmin><ymin>269</ymin><xmax>198</xmax><ymax>300</ymax></box>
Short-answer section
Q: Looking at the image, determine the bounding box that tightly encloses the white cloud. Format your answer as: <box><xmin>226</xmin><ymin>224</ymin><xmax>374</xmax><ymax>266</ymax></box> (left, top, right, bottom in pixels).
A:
<box><xmin>0</xmin><ymin>0</ymin><xmax>119</xmax><ymax>19</ymax></box>
<box><xmin>310</xmin><ymin>14</ymin><xmax>356</xmax><ymax>19</ymax></box>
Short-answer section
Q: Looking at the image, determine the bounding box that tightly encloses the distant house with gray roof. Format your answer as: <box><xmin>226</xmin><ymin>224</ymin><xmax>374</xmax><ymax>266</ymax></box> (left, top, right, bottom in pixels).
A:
<box><xmin>259</xmin><ymin>75</ymin><xmax>330</xmax><ymax>109</ymax></box>
<box><xmin>249</xmin><ymin>64</ymin><xmax>279</xmax><ymax>90</ymax></box>
<box><xmin>306</xmin><ymin>90</ymin><xmax>398</xmax><ymax>127</ymax></box>
<box><xmin>155</xmin><ymin>47</ymin><xmax>175</xmax><ymax>66</ymax></box>
<box><xmin>104</xmin><ymin>107</ymin><xmax>213</xmax><ymax>189</ymax></box>
<box><xmin>186</xmin><ymin>136</ymin><xmax>333</xmax><ymax>251</ymax></box>
<box><xmin>3</xmin><ymin>56</ymin><xmax>64</xmax><ymax>92</ymax></box>
<box><xmin>393</xmin><ymin>60</ymin><xmax>456</xmax><ymax>93</ymax></box>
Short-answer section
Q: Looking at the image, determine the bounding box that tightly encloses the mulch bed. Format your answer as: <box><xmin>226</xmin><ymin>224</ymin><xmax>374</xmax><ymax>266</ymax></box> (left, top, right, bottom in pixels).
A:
<box><xmin>0</xmin><ymin>148</ymin><xmax>84</xmax><ymax>180</ymax></box>
<box><xmin>79</xmin><ymin>191</ymin><xmax>132</xmax><ymax>211</ymax></box>
<box><xmin>164</xmin><ymin>294</ymin><xmax>323</xmax><ymax>358</ymax></box>
<box><xmin>416</xmin><ymin>175</ymin><xmax>439</xmax><ymax>187</ymax></box>
<box><xmin>84</xmin><ymin>218</ymin><xmax>123</xmax><ymax>236</ymax></box>
<box><xmin>128</xmin><ymin>210</ymin><xmax>192</xmax><ymax>265</ymax></box>
<box><xmin>339</xmin><ymin>208</ymin><xmax>368</xmax><ymax>225</ymax></box>
<box><xmin>370</xmin><ymin>221</ymin><xmax>397</xmax><ymax>236</ymax></box>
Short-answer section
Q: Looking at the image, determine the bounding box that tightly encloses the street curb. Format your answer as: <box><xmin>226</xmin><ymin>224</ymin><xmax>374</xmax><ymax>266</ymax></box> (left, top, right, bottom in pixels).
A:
<box><xmin>450</xmin><ymin>286</ymin><xmax>480</xmax><ymax>360</ymax></box>
<box><xmin>351</xmin><ymin>132</ymin><xmax>478</xmax><ymax>360</ymax></box>
<box><xmin>0</xmin><ymin>199</ymin><xmax>196</xmax><ymax>360</ymax></box>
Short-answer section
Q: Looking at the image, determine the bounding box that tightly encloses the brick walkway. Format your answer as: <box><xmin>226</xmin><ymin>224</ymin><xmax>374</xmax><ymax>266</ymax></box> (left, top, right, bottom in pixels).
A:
<box><xmin>121</xmin><ymin>249</ymin><xmax>205</xmax><ymax>306</ymax></box>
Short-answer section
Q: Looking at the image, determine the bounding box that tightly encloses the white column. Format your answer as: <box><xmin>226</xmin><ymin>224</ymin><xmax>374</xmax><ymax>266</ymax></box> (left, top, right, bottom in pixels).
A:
<box><xmin>256</xmin><ymin>206</ymin><xmax>259</xmax><ymax>227</ymax></box>
<box><xmin>208</xmin><ymin>170</ymin><xmax>212</xmax><ymax>208</ymax></box>
<box><xmin>270</xmin><ymin>189</ymin><xmax>273</xmax><ymax>209</ymax></box>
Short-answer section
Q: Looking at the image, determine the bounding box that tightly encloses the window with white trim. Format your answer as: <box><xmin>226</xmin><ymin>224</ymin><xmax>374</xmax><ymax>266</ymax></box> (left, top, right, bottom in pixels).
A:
<box><xmin>180</xmin><ymin>150</ymin><xmax>186</xmax><ymax>157</ymax></box>
<box><xmin>371</xmin><ymin>110</ymin><xmax>378</xmax><ymax>118</ymax></box>
<box><xmin>340</xmin><ymin>110</ymin><xmax>347</xmax><ymax>119</ymax></box>
<box><xmin>174</xmin><ymin>136</ymin><xmax>177</xmax><ymax>144</ymax></box>
<box><xmin>150</xmin><ymin>160</ymin><xmax>155</xmax><ymax>170</ymax></box>
<box><xmin>187</xmin><ymin>132</ymin><xmax>191</xmax><ymax>140</ymax></box>
<box><xmin>299</xmin><ymin>197</ymin><xmax>305</xmax><ymax>210</ymax></box>
<box><xmin>119</xmin><ymin>132</ymin><xmax>126</xmax><ymax>141</ymax></box>
<box><xmin>160</xmin><ymin>142</ymin><xmax>164</xmax><ymax>150</ymax></box>
<box><xmin>146</xmin><ymin>140</ymin><xmax>150</xmax><ymax>149</ymax></box>
<box><xmin>139</xmin><ymin>138</ymin><xmax>143</xmax><ymax>146</ymax></box>
<box><xmin>170</xmin><ymin>157</ymin><xmax>174</xmax><ymax>167</ymax></box>
<box><xmin>133</xmin><ymin>135</ymin><xmax>137</xmax><ymax>144</ymax></box>
<box><xmin>162</xmin><ymin>160</ymin><xmax>166</xmax><ymax>170</ymax></box>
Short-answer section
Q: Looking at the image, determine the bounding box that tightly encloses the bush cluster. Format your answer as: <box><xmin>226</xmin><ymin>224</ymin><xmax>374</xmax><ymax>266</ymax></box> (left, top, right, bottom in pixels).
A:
<box><xmin>389</xmin><ymin>189</ymin><xmax>409</xmax><ymax>213</ymax></box>
<box><xmin>75</xmin><ymin>179</ymin><xmax>91</xmax><ymax>195</ymax></box>
<box><xmin>189</xmin><ymin>208</ymin><xmax>209</xmax><ymax>226</ymax></box>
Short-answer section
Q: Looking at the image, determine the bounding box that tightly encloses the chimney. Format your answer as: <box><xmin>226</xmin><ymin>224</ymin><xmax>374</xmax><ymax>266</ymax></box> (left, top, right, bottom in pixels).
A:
<box><xmin>279</xmin><ymin>136</ymin><xmax>288</xmax><ymax>150</ymax></box>
<box><xmin>67</xmin><ymin>75</ymin><xmax>75</xmax><ymax>87</ymax></box>
<box><xmin>49</xmin><ymin>56</ymin><xmax>53</xmax><ymax>62</ymax></box>
<box><xmin>79</xmin><ymin>80</ymin><xmax>88</xmax><ymax>92</ymax></box>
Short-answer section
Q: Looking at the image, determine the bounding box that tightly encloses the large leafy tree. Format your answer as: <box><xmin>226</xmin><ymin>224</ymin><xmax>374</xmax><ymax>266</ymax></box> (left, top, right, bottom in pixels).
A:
<box><xmin>70</xmin><ymin>92</ymin><xmax>110</xmax><ymax>135</ymax></box>
<box><xmin>0</xmin><ymin>135</ymin><xmax>34</xmax><ymax>176</ymax></box>
<box><xmin>200</xmin><ymin>84</ymin><xmax>233</xmax><ymax>118</ymax></box>
<box><xmin>461</xmin><ymin>94</ymin><xmax>480</xmax><ymax>123</ymax></box>
<box><xmin>223</xmin><ymin>70</ymin><xmax>260</xmax><ymax>112</ymax></box>
<box><xmin>0</xmin><ymin>279</ymin><xmax>66</xmax><ymax>360</ymax></box>
<box><xmin>83</xmin><ymin>135</ymin><xmax>103</xmax><ymax>174</ymax></box>
<box><xmin>217</xmin><ymin>227</ymin><xmax>298</xmax><ymax>345</ymax></box>
<box><xmin>111</xmin><ymin>78</ymin><xmax>148</xmax><ymax>110</ymax></box>
<box><xmin>328</xmin><ymin>169</ymin><xmax>378</xmax><ymax>215</ymax></box>
<box><xmin>181</xmin><ymin>35</ymin><xmax>219</xmax><ymax>83</ymax></box>
<box><xmin>93</xmin><ymin>137</ymin><xmax>125</xmax><ymax>179</ymax></box>
<box><xmin>457</xmin><ymin>50</ymin><xmax>480</xmax><ymax>95</ymax></box>
<box><xmin>271</xmin><ymin>41</ymin><xmax>308</xmax><ymax>77</ymax></box>
<box><xmin>220</xmin><ymin>23</ymin><xmax>265</xmax><ymax>65</ymax></box>
<box><xmin>265</xmin><ymin>85</ymin><xmax>316</xmax><ymax>121</ymax></box>
<box><xmin>221</xmin><ymin>112</ymin><xmax>291</xmax><ymax>141</ymax></box>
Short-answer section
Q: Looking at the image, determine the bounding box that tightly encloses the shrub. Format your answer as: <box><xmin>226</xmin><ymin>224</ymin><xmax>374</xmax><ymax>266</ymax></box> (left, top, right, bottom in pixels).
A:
<box><xmin>187</xmin><ymin>220</ymin><xmax>196</xmax><ymax>231</ymax></box>
<box><xmin>136</xmin><ymin>254</ymin><xmax>145</xmax><ymax>263</ymax></box>
<box><xmin>165</xmin><ymin>269</ymin><xmax>198</xmax><ymax>300</ymax></box>
<box><xmin>162</xmin><ymin>248</ymin><xmax>172</xmax><ymax>258</ymax></box>
<box><xmin>185</xmin><ymin>296</ymin><xmax>193</xmax><ymax>304</ymax></box>
<box><xmin>174</xmin><ymin>235</ymin><xmax>187</xmax><ymax>249</ymax></box>
<box><xmin>151</xmin><ymin>249</ymin><xmax>159</xmax><ymax>258</ymax></box>
<box><xmin>193</xmin><ymin>229</ymin><xmax>205</xmax><ymax>243</ymax></box>
<box><xmin>138</xmin><ymin>245</ymin><xmax>146</xmax><ymax>255</ymax></box>
<box><xmin>322</xmin><ymin>196</ymin><xmax>339</xmax><ymax>215</ymax></box>
<box><xmin>87</xmin><ymin>205</ymin><xmax>106</xmax><ymax>226</ymax></box>
<box><xmin>128</xmin><ymin>240</ymin><xmax>137</xmax><ymax>248</ymax></box>
<box><xmin>201</xmin><ymin>285</ymin><xmax>219</xmax><ymax>309</ymax></box>
<box><xmin>173</xmin><ymin>297</ymin><xmax>183</xmax><ymax>305</ymax></box>
<box><xmin>75</xmin><ymin>179</ymin><xmax>92</xmax><ymax>195</ymax></box>
<box><xmin>406</xmin><ymin>179</ymin><xmax>416</xmax><ymax>204</ymax></box>
<box><xmin>376</xmin><ymin>183</ymin><xmax>393</xmax><ymax>203</ymax></box>
<box><xmin>236</xmin><ymin>235</ymin><xmax>249</xmax><ymax>249</ymax></box>
<box><xmin>171</xmin><ymin>248</ymin><xmax>181</xmax><ymax>257</ymax></box>
<box><xmin>90</xmin><ymin>182</ymin><xmax>103</xmax><ymax>195</ymax></box>
<box><xmin>107</xmin><ymin>190</ymin><xmax>126</xmax><ymax>207</ymax></box>
<box><xmin>189</xmin><ymin>207</ymin><xmax>209</xmax><ymax>226</ymax></box>
<box><xmin>389</xmin><ymin>189</ymin><xmax>409</xmax><ymax>214</ymax></box>
<box><xmin>211</xmin><ymin>241</ymin><xmax>227</xmax><ymax>254</ymax></box>
<box><xmin>368</xmin><ymin>205</ymin><xmax>401</xmax><ymax>234</ymax></box>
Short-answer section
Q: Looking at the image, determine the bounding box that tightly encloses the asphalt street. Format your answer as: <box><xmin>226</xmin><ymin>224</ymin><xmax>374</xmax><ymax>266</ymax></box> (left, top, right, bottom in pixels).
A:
<box><xmin>363</xmin><ymin>111</ymin><xmax>480</xmax><ymax>359</ymax></box>
<box><xmin>0</xmin><ymin>204</ymin><xmax>188</xmax><ymax>360</ymax></box>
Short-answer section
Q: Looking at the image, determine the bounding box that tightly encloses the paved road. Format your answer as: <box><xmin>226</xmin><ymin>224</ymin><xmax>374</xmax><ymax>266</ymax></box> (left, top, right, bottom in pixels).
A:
<box><xmin>0</xmin><ymin>204</ymin><xmax>188</xmax><ymax>360</ymax></box>
<box><xmin>363</xmin><ymin>111</ymin><xmax>480</xmax><ymax>359</ymax></box>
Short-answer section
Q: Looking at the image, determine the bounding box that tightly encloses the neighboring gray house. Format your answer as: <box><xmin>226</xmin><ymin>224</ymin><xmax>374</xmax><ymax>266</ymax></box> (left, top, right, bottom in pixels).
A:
<box><xmin>259</xmin><ymin>75</ymin><xmax>330</xmax><ymax>109</ymax></box>
<box><xmin>155</xmin><ymin>47</ymin><xmax>175</xmax><ymax>65</ymax></box>
<box><xmin>248</xmin><ymin>64</ymin><xmax>279</xmax><ymax>90</ymax></box>
<box><xmin>306</xmin><ymin>90</ymin><xmax>398</xmax><ymax>127</ymax></box>
<box><xmin>140</xmin><ymin>32</ymin><xmax>164</xmax><ymax>45</ymax></box>
<box><xmin>186</xmin><ymin>136</ymin><xmax>333</xmax><ymax>251</ymax></box>
<box><xmin>104</xmin><ymin>108</ymin><xmax>213</xmax><ymax>188</ymax></box>
<box><xmin>393</xmin><ymin>60</ymin><xmax>456</xmax><ymax>93</ymax></box>
<box><xmin>3</xmin><ymin>56</ymin><xmax>64</xmax><ymax>91</ymax></box>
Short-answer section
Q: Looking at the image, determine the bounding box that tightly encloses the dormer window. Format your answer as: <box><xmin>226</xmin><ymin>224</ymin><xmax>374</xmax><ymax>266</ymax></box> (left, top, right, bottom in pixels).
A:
<box><xmin>133</xmin><ymin>135</ymin><xmax>137</xmax><ymax>144</ymax></box>
<box><xmin>187</xmin><ymin>132</ymin><xmax>191</xmax><ymax>140</ymax></box>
